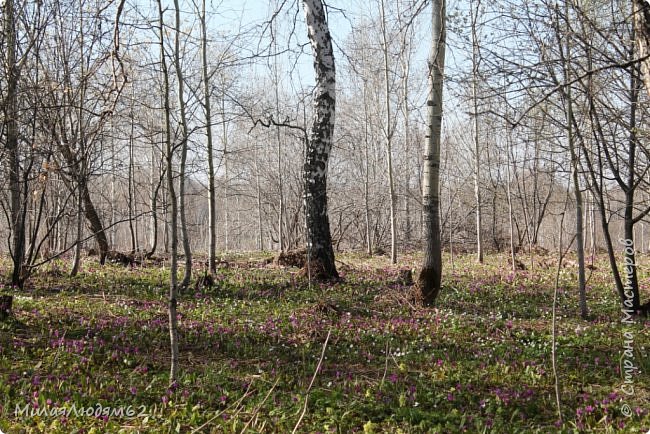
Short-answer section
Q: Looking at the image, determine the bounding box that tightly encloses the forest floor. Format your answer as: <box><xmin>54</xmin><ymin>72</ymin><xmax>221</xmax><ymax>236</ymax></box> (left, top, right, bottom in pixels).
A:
<box><xmin>0</xmin><ymin>251</ymin><xmax>649</xmax><ymax>433</ymax></box>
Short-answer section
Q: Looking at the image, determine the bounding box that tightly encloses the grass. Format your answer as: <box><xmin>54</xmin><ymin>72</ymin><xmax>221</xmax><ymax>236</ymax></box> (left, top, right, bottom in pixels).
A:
<box><xmin>0</xmin><ymin>251</ymin><xmax>648</xmax><ymax>433</ymax></box>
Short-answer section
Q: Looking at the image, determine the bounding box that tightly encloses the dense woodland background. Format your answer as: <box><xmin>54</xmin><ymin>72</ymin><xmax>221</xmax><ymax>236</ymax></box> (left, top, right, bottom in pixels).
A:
<box><xmin>2</xmin><ymin>0</ymin><xmax>649</xmax><ymax>263</ymax></box>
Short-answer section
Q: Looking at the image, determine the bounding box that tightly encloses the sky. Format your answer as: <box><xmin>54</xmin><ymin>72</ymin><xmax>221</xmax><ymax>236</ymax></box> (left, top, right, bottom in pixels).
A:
<box><xmin>203</xmin><ymin>0</ymin><xmax>434</xmax><ymax>92</ymax></box>
<box><xmin>158</xmin><ymin>0</ymin><xmax>473</xmax><ymax>136</ymax></box>
<box><xmin>212</xmin><ymin>0</ymin><xmax>358</xmax><ymax>82</ymax></box>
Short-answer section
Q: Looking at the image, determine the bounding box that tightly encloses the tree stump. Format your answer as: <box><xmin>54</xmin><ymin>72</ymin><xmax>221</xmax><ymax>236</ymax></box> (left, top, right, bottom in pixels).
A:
<box><xmin>274</xmin><ymin>249</ymin><xmax>307</xmax><ymax>268</ymax></box>
<box><xmin>0</xmin><ymin>295</ymin><xmax>13</xmax><ymax>320</ymax></box>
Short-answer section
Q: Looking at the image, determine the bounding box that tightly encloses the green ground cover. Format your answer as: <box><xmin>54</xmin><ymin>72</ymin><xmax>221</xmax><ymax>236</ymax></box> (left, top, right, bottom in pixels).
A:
<box><xmin>0</xmin><ymin>252</ymin><xmax>648</xmax><ymax>433</ymax></box>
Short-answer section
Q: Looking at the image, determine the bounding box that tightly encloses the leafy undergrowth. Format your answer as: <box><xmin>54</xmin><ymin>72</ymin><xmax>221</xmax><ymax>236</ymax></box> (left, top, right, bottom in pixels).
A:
<box><xmin>0</xmin><ymin>252</ymin><xmax>648</xmax><ymax>433</ymax></box>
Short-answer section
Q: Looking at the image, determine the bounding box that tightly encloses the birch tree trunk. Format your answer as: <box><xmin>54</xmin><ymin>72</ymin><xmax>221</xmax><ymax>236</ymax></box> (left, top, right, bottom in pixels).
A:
<box><xmin>302</xmin><ymin>0</ymin><xmax>338</xmax><ymax>279</ymax></box>
<box><xmin>417</xmin><ymin>0</ymin><xmax>445</xmax><ymax>305</ymax></box>
<box><xmin>634</xmin><ymin>0</ymin><xmax>650</xmax><ymax>97</ymax></box>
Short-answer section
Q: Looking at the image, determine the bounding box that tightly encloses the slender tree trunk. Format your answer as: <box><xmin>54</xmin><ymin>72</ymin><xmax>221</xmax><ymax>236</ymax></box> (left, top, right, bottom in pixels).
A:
<box><xmin>255</xmin><ymin>152</ymin><xmax>264</xmax><ymax>250</ymax></box>
<box><xmin>4</xmin><ymin>0</ymin><xmax>25</xmax><ymax>287</ymax></box>
<box><xmin>58</xmin><ymin>140</ymin><xmax>110</xmax><ymax>264</ymax></box>
<box><xmin>173</xmin><ymin>0</ymin><xmax>192</xmax><ymax>288</ymax></box>
<box><xmin>470</xmin><ymin>0</ymin><xmax>483</xmax><ymax>264</ymax></box>
<box><xmin>157</xmin><ymin>0</ymin><xmax>179</xmax><ymax>383</ymax></box>
<box><xmin>273</xmin><ymin>27</ymin><xmax>285</xmax><ymax>253</ymax></box>
<box><xmin>200</xmin><ymin>0</ymin><xmax>217</xmax><ymax>274</ymax></box>
<box><xmin>71</xmin><ymin>14</ymin><xmax>87</xmax><ymax>276</ymax></box>
<box><xmin>448</xmin><ymin>187</ymin><xmax>454</xmax><ymax>272</ymax></box>
<box><xmin>568</xmin><ymin>99</ymin><xmax>588</xmax><ymax>319</ymax></box>
<box><xmin>147</xmin><ymin>141</ymin><xmax>160</xmax><ymax>258</ymax></box>
<box><xmin>506</xmin><ymin>132</ymin><xmax>516</xmax><ymax>273</ymax></box>
<box><xmin>417</xmin><ymin>0</ymin><xmax>445</xmax><ymax>305</ymax></box>
<box><xmin>558</xmin><ymin>2</ymin><xmax>587</xmax><ymax>318</ymax></box>
<box><xmin>84</xmin><ymin>189</ymin><xmax>109</xmax><ymax>265</ymax></box>
<box><xmin>397</xmin><ymin>0</ymin><xmax>413</xmax><ymax>248</ymax></box>
<box><xmin>222</xmin><ymin>88</ymin><xmax>229</xmax><ymax>252</ymax></box>
<box><xmin>501</xmin><ymin>75</ymin><xmax>516</xmax><ymax>267</ymax></box>
<box><xmin>598</xmin><ymin>192</ymin><xmax>625</xmax><ymax>302</ymax></box>
<box><xmin>302</xmin><ymin>0</ymin><xmax>338</xmax><ymax>279</ymax></box>
<box><xmin>163</xmin><ymin>173</ymin><xmax>169</xmax><ymax>254</ymax></box>
<box><xmin>380</xmin><ymin>0</ymin><xmax>398</xmax><ymax>265</ymax></box>
<box><xmin>589</xmin><ymin>194</ymin><xmax>596</xmax><ymax>253</ymax></box>
<box><xmin>362</xmin><ymin>81</ymin><xmax>372</xmax><ymax>256</ymax></box>
<box><xmin>110</xmin><ymin>137</ymin><xmax>117</xmax><ymax>249</ymax></box>
<box><xmin>128</xmin><ymin>93</ymin><xmax>137</xmax><ymax>254</ymax></box>
<box><xmin>580</xmin><ymin>100</ymin><xmax>626</xmax><ymax>303</ymax></box>
<box><xmin>623</xmin><ymin>43</ymin><xmax>641</xmax><ymax>311</ymax></box>
<box><xmin>70</xmin><ymin>180</ymin><xmax>84</xmax><ymax>276</ymax></box>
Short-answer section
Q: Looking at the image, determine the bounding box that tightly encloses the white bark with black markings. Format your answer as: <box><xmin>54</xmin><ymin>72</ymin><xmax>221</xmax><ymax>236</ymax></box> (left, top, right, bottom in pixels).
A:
<box><xmin>302</xmin><ymin>0</ymin><xmax>338</xmax><ymax>278</ymax></box>
<box><xmin>634</xmin><ymin>0</ymin><xmax>650</xmax><ymax>97</ymax></box>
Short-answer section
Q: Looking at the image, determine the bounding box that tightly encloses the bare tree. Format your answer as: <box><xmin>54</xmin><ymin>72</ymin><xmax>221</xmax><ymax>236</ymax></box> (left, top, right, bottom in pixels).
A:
<box><xmin>418</xmin><ymin>0</ymin><xmax>445</xmax><ymax>305</ymax></box>
<box><xmin>2</xmin><ymin>0</ymin><xmax>25</xmax><ymax>286</ymax></box>
<box><xmin>470</xmin><ymin>0</ymin><xmax>484</xmax><ymax>263</ymax></box>
<box><xmin>198</xmin><ymin>0</ymin><xmax>217</xmax><ymax>274</ymax></box>
<box><xmin>156</xmin><ymin>0</ymin><xmax>179</xmax><ymax>383</ymax></box>
<box><xmin>379</xmin><ymin>0</ymin><xmax>398</xmax><ymax>264</ymax></box>
<box><xmin>172</xmin><ymin>0</ymin><xmax>192</xmax><ymax>288</ymax></box>
<box><xmin>302</xmin><ymin>0</ymin><xmax>338</xmax><ymax>279</ymax></box>
<box><xmin>554</xmin><ymin>0</ymin><xmax>587</xmax><ymax>319</ymax></box>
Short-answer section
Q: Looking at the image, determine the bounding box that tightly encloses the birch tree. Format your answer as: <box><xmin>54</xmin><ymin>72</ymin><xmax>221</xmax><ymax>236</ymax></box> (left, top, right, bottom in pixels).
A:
<box><xmin>634</xmin><ymin>0</ymin><xmax>650</xmax><ymax>97</ymax></box>
<box><xmin>302</xmin><ymin>0</ymin><xmax>338</xmax><ymax>279</ymax></box>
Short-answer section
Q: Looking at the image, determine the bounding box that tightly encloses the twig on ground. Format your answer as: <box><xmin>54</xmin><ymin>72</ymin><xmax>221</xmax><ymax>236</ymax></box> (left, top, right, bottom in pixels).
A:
<box><xmin>190</xmin><ymin>381</ymin><xmax>254</xmax><ymax>433</ymax></box>
<box><xmin>380</xmin><ymin>339</ymin><xmax>390</xmax><ymax>390</ymax></box>
<box><xmin>239</xmin><ymin>377</ymin><xmax>280</xmax><ymax>434</ymax></box>
<box><xmin>292</xmin><ymin>328</ymin><xmax>332</xmax><ymax>434</ymax></box>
